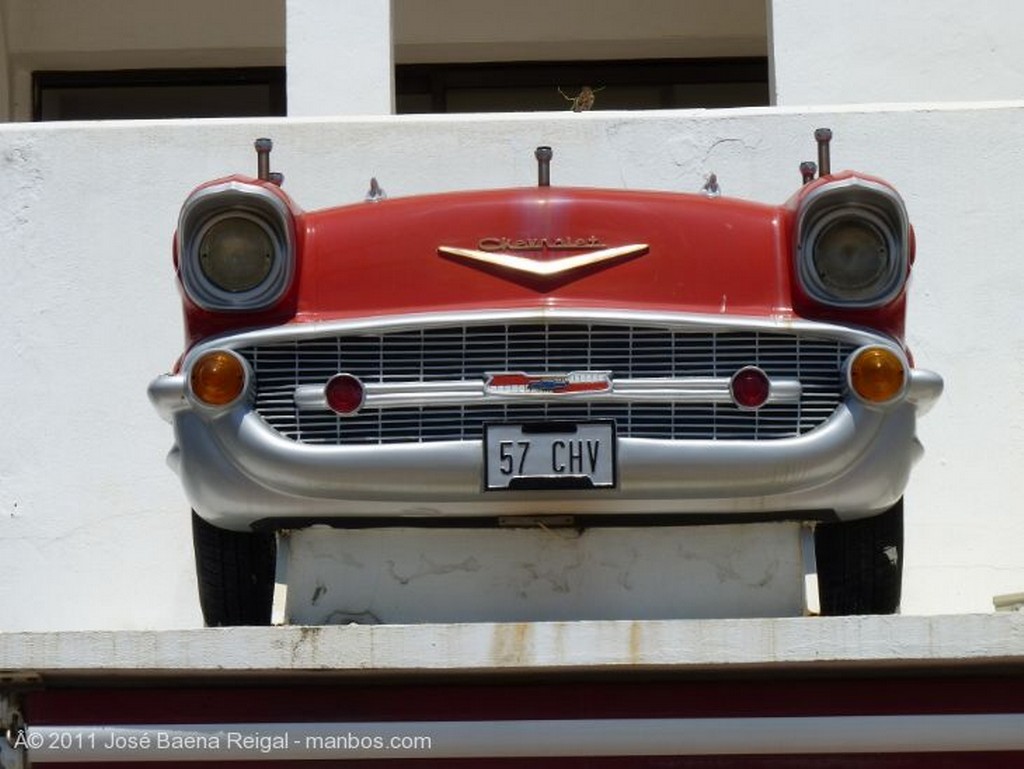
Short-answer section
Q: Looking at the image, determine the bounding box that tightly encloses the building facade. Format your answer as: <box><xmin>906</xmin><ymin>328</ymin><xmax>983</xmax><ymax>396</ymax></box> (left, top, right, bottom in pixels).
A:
<box><xmin>1</xmin><ymin>0</ymin><xmax>1023</xmax><ymax>630</ymax></box>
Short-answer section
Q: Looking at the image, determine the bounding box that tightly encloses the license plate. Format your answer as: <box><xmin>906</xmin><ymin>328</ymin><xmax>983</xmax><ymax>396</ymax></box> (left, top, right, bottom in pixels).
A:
<box><xmin>484</xmin><ymin>422</ymin><xmax>617</xmax><ymax>490</ymax></box>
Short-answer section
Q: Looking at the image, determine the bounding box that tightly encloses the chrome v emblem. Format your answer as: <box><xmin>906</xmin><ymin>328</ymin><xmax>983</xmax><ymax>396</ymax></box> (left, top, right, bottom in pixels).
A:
<box><xmin>438</xmin><ymin>243</ymin><xmax>649</xmax><ymax>279</ymax></box>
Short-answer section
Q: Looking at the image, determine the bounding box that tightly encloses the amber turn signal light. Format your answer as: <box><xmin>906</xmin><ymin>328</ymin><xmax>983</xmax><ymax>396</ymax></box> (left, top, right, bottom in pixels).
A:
<box><xmin>190</xmin><ymin>350</ymin><xmax>246</xmax><ymax>407</ymax></box>
<box><xmin>849</xmin><ymin>346</ymin><xmax>905</xmax><ymax>404</ymax></box>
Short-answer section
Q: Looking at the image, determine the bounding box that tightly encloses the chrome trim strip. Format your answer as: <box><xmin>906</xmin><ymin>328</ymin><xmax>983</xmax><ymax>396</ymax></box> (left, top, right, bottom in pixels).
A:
<box><xmin>294</xmin><ymin>380</ymin><xmax>478</xmax><ymax>411</ymax></box>
<box><xmin>148</xmin><ymin>374</ymin><xmax>189</xmax><ymax>423</ymax></box>
<box><xmin>293</xmin><ymin>376</ymin><xmax>803</xmax><ymax>412</ymax></box>
<box><xmin>907</xmin><ymin>369</ymin><xmax>944</xmax><ymax>416</ymax></box>
<box><xmin>181</xmin><ymin>308</ymin><xmax>903</xmax><ymax>369</ymax></box>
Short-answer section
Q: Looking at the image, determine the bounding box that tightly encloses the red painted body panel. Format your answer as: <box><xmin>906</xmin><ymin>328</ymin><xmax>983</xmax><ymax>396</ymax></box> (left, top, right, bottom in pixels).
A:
<box><xmin>299</xmin><ymin>188</ymin><xmax>790</xmax><ymax>318</ymax></box>
<box><xmin>26</xmin><ymin>675</ymin><xmax>1024</xmax><ymax>767</ymax></box>
<box><xmin>31</xmin><ymin>755</ymin><xmax>1024</xmax><ymax>769</ymax></box>
<box><xmin>28</xmin><ymin>677</ymin><xmax>1024</xmax><ymax>724</ymax></box>
<box><xmin>177</xmin><ymin>176</ymin><xmax>911</xmax><ymax>349</ymax></box>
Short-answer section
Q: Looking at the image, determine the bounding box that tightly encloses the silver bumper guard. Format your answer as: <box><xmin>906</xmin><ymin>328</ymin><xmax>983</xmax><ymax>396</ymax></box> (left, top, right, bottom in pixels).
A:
<box><xmin>149</xmin><ymin>370</ymin><xmax>942</xmax><ymax>531</ymax></box>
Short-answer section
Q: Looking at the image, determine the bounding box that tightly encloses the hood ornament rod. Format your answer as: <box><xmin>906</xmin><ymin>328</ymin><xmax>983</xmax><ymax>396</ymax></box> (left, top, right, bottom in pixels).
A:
<box><xmin>800</xmin><ymin>161</ymin><xmax>818</xmax><ymax>185</ymax></box>
<box><xmin>254</xmin><ymin>137</ymin><xmax>284</xmax><ymax>186</ymax></box>
<box><xmin>815</xmin><ymin>127</ymin><xmax>833</xmax><ymax>177</ymax></box>
<box><xmin>255</xmin><ymin>137</ymin><xmax>272</xmax><ymax>181</ymax></box>
<box><xmin>535</xmin><ymin>146</ymin><xmax>552</xmax><ymax>187</ymax></box>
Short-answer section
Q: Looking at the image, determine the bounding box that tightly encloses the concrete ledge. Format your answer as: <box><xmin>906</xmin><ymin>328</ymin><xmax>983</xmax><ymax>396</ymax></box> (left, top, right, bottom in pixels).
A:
<box><xmin>2</xmin><ymin>614</ymin><xmax>1022</xmax><ymax>683</ymax></box>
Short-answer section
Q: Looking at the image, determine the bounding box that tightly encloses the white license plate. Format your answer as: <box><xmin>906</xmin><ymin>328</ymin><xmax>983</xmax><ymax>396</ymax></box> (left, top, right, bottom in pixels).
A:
<box><xmin>484</xmin><ymin>422</ymin><xmax>617</xmax><ymax>490</ymax></box>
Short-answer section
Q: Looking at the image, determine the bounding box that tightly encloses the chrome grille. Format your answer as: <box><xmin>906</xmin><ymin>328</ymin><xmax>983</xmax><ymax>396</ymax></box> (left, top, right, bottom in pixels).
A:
<box><xmin>236</xmin><ymin>323</ymin><xmax>855</xmax><ymax>445</ymax></box>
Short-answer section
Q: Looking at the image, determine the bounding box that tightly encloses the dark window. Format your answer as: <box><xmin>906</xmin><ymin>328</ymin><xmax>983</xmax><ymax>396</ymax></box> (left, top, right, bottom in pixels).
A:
<box><xmin>33</xmin><ymin>68</ymin><xmax>286</xmax><ymax>121</ymax></box>
<box><xmin>33</xmin><ymin>59</ymin><xmax>767</xmax><ymax>120</ymax></box>
<box><xmin>395</xmin><ymin>58</ymin><xmax>769</xmax><ymax>114</ymax></box>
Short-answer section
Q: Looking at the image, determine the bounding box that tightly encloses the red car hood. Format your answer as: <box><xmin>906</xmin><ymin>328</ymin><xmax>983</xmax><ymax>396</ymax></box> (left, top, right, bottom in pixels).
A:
<box><xmin>295</xmin><ymin>187</ymin><xmax>794</xmax><ymax>322</ymax></box>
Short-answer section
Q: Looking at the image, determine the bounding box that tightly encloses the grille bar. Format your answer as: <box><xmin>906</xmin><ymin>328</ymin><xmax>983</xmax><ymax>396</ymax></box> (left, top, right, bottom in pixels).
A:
<box><xmin>237</xmin><ymin>323</ymin><xmax>855</xmax><ymax>445</ymax></box>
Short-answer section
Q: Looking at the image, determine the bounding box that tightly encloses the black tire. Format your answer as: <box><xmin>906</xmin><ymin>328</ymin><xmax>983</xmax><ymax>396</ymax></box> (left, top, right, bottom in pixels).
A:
<box><xmin>192</xmin><ymin>511</ymin><xmax>276</xmax><ymax>626</ymax></box>
<box><xmin>815</xmin><ymin>498</ymin><xmax>903</xmax><ymax>616</ymax></box>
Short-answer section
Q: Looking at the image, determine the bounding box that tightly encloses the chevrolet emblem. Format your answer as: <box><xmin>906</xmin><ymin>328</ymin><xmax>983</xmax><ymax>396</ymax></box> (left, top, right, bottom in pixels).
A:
<box><xmin>486</xmin><ymin>371</ymin><xmax>613</xmax><ymax>395</ymax></box>
<box><xmin>438</xmin><ymin>241</ymin><xmax>648</xmax><ymax>279</ymax></box>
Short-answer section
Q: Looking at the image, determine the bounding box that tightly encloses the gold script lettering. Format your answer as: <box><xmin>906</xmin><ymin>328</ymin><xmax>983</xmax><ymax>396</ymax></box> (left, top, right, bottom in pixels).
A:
<box><xmin>477</xmin><ymin>236</ymin><xmax>608</xmax><ymax>252</ymax></box>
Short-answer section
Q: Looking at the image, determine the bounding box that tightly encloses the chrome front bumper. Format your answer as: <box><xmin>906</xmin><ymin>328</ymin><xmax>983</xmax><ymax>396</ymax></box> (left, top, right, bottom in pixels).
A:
<box><xmin>149</xmin><ymin>310</ymin><xmax>943</xmax><ymax>531</ymax></box>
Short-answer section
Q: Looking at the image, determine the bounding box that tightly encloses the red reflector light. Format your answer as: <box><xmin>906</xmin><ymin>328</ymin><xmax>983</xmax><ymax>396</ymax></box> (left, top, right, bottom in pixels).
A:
<box><xmin>731</xmin><ymin>366</ymin><xmax>771</xmax><ymax>410</ymax></box>
<box><xmin>325</xmin><ymin>374</ymin><xmax>365</xmax><ymax>415</ymax></box>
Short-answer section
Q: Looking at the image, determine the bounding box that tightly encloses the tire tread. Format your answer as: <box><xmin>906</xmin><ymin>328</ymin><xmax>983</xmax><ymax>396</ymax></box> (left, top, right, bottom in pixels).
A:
<box><xmin>815</xmin><ymin>499</ymin><xmax>903</xmax><ymax>616</ymax></box>
<box><xmin>192</xmin><ymin>511</ymin><xmax>276</xmax><ymax>626</ymax></box>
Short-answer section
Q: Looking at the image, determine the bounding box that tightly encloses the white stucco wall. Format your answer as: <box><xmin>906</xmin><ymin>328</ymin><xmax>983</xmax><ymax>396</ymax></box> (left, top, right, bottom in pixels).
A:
<box><xmin>769</xmin><ymin>0</ymin><xmax>1024</xmax><ymax>106</ymax></box>
<box><xmin>286</xmin><ymin>0</ymin><xmax>394</xmax><ymax>116</ymax></box>
<box><xmin>2</xmin><ymin>104</ymin><xmax>1023</xmax><ymax>631</ymax></box>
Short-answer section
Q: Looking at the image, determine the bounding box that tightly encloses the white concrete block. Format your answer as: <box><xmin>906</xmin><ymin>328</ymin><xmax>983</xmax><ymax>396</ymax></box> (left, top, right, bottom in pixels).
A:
<box><xmin>283</xmin><ymin>524</ymin><xmax>806</xmax><ymax>625</ymax></box>
<box><xmin>1</xmin><ymin>614</ymin><xmax>1022</xmax><ymax>677</ymax></box>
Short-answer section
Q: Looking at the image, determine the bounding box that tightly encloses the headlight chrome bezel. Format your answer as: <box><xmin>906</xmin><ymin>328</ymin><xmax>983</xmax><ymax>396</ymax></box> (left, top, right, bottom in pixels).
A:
<box><xmin>179</xmin><ymin>181</ymin><xmax>295</xmax><ymax>312</ymax></box>
<box><xmin>796</xmin><ymin>178</ymin><xmax>910</xmax><ymax>309</ymax></box>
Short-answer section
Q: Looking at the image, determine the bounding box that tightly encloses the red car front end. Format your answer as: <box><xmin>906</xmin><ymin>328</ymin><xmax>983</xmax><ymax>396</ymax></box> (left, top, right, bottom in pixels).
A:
<box><xmin>150</xmin><ymin>134</ymin><xmax>941</xmax><ymax>623</ymax></box>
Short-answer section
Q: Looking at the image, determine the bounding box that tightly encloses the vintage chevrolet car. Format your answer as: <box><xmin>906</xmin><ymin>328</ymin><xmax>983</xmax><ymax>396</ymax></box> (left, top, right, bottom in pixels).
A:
<box><xmin>150</xmin><ymin>131</ymin><xmax>942</xmax><ymax>625</ymax></box>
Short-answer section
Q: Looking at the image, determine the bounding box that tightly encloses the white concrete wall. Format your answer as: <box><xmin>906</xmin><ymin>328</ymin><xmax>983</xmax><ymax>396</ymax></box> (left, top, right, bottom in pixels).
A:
<box><xmin>284</xmin><ymin>524</ymin><xmax>806</xmax><ymax>625</ymax></box>
<box><xmin>2</xmin><ymin>105</ymin><xmax>1023</xmax><ymax>631</ymax></box>
<box><xmin>286</xmin><ymin>0</ymin><xmax>394</xmax><ymax>116</ymax></box>
<box><xmin>769</xmin><ymin>0</ymin><xmax>1024</xmax><ymax>106</ymax></box>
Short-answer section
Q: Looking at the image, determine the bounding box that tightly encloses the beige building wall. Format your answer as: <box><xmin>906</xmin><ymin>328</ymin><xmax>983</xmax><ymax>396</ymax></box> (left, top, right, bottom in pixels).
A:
<box><xmin>1</xmin><ymin>0</ymin><xmax>285</xmax><ymax>120</ymax></box>
<box><xmin>0</xmin><ymin>1</ymin><xmax>10</xmax><ymax>121</ymax></box>
<box><xmin>392</xmin><ymin>0</ymin><xmax>767</xmax><ymax>63</ymax></box>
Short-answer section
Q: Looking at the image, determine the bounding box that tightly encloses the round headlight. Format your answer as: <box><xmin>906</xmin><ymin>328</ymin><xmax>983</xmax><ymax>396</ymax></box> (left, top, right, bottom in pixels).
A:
<box><xmin>811</xmin><ymin>217</ymin><xmax>890</xmax><ymax>302</ymax></box>
<box><xmin>797</xmin><ymin>180</ymin><xmax>910</xmax><ymax>308</ymax></box>
<box><xmin>198</xmin><ymin>214</ymin><xmax>275</xmax><ymax>293</ymax></box>
<box><xmin>178</xmin><ymin>182</ymin><xmax>295</xmax><ymax>312</ymax></box>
